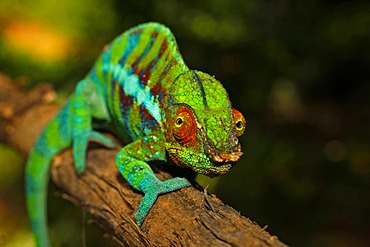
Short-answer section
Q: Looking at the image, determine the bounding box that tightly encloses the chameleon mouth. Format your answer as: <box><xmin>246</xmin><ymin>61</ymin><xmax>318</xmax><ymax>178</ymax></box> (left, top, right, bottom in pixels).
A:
<box><xmin>166</xmin><ymin>147</ymin><xmax>233</xmax><ymax>176</ymax></box>
<box><xmin>211</xmin><ymin>151</ymin><xmax>243</xmax><ymax>163</ymax></box>
<box><xmin>206</xmin><ymin>151</ymin><xmax>243</xmax><ymax>176</ymax></box>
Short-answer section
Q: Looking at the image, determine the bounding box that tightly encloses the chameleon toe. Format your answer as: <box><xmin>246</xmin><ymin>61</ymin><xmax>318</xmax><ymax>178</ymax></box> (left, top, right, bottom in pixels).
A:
<box><xmin>88</xmin><ymin>131</ymin><xmax>116</xmax><ymax>148</ymax></box>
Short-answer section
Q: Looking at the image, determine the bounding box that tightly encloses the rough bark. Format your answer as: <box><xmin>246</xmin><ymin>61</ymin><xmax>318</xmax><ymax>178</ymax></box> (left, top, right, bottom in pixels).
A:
<box><xmin>0</xmin><ymin>73</ymin><xmax>287</xmax><ymax>247</ymax></box>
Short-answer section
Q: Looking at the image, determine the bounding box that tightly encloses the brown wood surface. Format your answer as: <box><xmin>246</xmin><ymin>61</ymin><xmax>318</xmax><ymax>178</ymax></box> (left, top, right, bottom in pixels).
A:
<box><xmin>0</xmin><ymin>73</ymin><xmax>287</xmax><ymax>247</ymax></box>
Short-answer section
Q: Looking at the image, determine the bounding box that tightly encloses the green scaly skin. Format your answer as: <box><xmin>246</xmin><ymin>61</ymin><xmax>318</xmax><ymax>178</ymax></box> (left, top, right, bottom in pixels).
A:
<box><xmin>25</xmin><ymin>22</ymin><xmax>246</xmax><ymax>247</ymax></box>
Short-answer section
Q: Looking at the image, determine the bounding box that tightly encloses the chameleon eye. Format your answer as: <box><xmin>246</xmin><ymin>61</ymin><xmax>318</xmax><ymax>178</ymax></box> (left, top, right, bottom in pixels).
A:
<box><xmin>233</xmin><ymin>109</ymin><xmax>246</xmax><ymax>137</ymax></box>
<box><xmin>175</xmin><ymin>117</ymin><xmax>183</xmax><ymax>126</ymax></box>
<box><xmin>173</xmin><ymin>107</ymin><xmax>196</xmax><ymax>143</ymax></box>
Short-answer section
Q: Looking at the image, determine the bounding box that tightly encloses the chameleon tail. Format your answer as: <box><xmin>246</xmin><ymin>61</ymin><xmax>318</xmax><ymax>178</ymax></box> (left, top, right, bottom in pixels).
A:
<box><xmin>25</xmin><ymin>150</ymin><xmax>53</xmax><ymax>247</ymax></box>
<box><xmin>25</xmin><ymin>103</ymin><xmax>72</xmax><ymax>247</ymax></box>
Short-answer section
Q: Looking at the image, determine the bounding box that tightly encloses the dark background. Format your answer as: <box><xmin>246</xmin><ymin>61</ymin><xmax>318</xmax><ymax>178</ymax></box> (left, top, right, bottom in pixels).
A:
<box><xmin>0</xmin><ymin>0</ymin><xmax>369</xmax><ymax>246</ymax></box>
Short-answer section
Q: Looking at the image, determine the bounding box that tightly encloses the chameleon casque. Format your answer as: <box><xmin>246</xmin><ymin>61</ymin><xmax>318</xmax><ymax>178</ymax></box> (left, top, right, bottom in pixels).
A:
<box><xmin>26</xmin><ymin>22</ymin><xmax>246</xmax><ymax>246</ymax></box>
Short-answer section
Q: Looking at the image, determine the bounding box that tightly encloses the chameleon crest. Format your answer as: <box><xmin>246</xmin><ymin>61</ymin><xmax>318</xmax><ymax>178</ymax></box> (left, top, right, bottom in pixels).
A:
<box><xmin>25</xmin><ymin>22</ymin><xmax>246</xmax><ymax>247</ymax></box>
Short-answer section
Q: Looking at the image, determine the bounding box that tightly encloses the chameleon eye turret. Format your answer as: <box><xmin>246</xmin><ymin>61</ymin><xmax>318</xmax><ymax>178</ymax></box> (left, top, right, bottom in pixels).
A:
<box><xmin>172</xmin><ymin>106</ymin><xmax>197</xmax><ymax>144</ymax></box>
<box><xmin>233</xmin><ymin>109</ymin><xmax>246</xmax><ymax>137</ymax></box>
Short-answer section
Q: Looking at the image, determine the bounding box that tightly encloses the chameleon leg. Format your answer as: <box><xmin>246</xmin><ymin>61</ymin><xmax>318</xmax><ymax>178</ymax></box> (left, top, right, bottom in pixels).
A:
<box><xmin>116</xmin><ymin>137</ymin><xmax>191</xmax><ymax>226</ymax></box>
<box><xmin>88</xmin><ymin>131</ymin><xmax>116</xmax><ymax>148</ymax></box>
<box><xmin>72</xmin><ymin>129</ymin><xmax>115</xmax><ymax>174</ymax></box>
<box><xmin>70</xmin><ymin>80</ymin><xmax>115</xmax><ymax>174</ymax></box>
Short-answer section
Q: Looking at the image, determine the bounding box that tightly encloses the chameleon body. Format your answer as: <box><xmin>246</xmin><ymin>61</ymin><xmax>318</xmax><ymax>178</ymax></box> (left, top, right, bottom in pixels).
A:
<box><xmin>26</xmin><ymin>22</ymin><xmax>246</xmax><ymax>247</ymax></box>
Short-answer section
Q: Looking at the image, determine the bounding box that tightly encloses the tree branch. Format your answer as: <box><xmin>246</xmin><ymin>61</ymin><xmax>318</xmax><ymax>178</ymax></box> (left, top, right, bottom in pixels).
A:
<box><xmin>0</xmin><ymin>73</ymin><xmax>287</xmax><ymax>247</ymax></box>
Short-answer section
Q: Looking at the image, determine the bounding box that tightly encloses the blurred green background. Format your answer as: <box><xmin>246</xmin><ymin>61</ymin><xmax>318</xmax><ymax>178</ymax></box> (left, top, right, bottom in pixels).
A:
<box><xmin>0</xmin><ymin>0</ymin><xmax>369</xmax><ymax>246</ymax></box>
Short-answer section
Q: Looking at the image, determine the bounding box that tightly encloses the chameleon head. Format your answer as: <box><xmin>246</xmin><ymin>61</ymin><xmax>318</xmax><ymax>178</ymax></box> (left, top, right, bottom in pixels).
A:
<box><xmin>165</xmin><ymin>70</ymin><xmax>246</xmax><ymax>177</ymax></box>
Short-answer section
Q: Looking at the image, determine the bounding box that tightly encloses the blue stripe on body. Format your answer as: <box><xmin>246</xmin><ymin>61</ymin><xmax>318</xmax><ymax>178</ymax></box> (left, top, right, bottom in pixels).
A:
<box><xmin>119</xmin><ymin>31</ymin><xmax>142</xmax><ymax>68</ymax></box>
<box><xmin>56</xmin><ymin>103</ymin><xmax>71</xmax><ymax>140</ymax></box>
<box><xmin>134</xmin><ymin>32</ymin><xmax>158</xmax><ymax>73</ymax></box>
<box><xmin>143</xmin><ymin>39</ymin><xmax>169</xmax><ymax>82</ymax></box>
<box><xmin>102</xmin><ymin>45</ymin><xmax>112</xmax><ymax>81</ymax></box>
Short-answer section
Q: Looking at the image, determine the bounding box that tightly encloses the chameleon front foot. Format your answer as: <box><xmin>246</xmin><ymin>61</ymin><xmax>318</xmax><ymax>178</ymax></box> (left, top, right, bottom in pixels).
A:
<box><xmin>134</xmin><ymin>177</ymin><xmax>191</xmax><ymax>226</ymax></box>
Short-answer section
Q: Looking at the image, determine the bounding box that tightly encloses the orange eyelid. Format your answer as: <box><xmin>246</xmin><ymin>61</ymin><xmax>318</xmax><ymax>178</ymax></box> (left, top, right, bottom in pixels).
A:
<box><xmin>233</xmin><ymin>108</ymin><xmax>246</xmax><ymax>136</ymax></box>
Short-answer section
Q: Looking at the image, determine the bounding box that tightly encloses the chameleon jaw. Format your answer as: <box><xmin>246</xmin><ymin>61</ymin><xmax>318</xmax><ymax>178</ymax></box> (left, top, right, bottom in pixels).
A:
<box><xmin>166</xmin><ymin>146</ymin><xmax>237</xmax><ymax>176</ymax></box>
<box><xmin>202</xmin><ymin>147</ymin><xmax>243</xmax><ymax>176</ymax></box>
<box><xmin>211</xmin><ymin>151</ymin><xmax>243</xmax><ymax>163</ymax></box>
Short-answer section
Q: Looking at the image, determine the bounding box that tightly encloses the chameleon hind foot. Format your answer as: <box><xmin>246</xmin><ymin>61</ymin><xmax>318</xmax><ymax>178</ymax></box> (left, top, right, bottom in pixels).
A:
<box><xmin>73</xmin><ymin>131</ymin><xmax>116</xmax><ymax>174</ymax></box>
<box><xmin>134</xmin><ymin>177</ymin><xmax>191</xmax><ymax>226</ymax></box>
<box><xmin>87</xmin><ymin>131</ymin><xmax>116</xmax><ymax>148</ymax></box>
